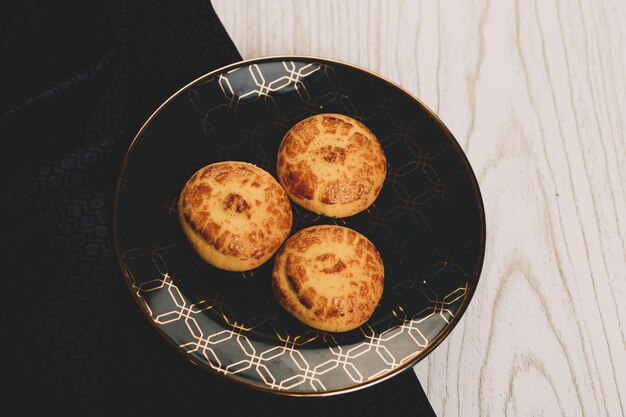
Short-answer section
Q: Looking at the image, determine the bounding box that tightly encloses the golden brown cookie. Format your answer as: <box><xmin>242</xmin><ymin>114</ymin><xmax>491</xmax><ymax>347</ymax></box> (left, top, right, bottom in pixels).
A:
<box><xmin>272</xmin><ymin>225</ymin><xmax>384</xmax><ymax>332</ymax></box>
<box><xmin>178</xmin><ymin>161</ymin><xmax>292</xmax><ymax>271</ymax></box>
<box><xmin>277</xmin><ymin>114</ymin><xmax>387</xmax><ymax>218</ymax></box>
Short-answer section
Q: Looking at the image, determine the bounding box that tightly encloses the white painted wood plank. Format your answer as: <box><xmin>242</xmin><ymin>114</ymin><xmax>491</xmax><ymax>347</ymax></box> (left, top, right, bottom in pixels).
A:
<box><xmin>212</xmin><ymin>1</ymin><xmax>626</xmax><ymax>415</ymax></box>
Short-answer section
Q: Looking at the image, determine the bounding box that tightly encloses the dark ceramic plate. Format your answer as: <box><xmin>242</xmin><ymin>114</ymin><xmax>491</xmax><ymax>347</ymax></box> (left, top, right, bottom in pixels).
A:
<box><xmin>114</xmin><ymin>56</ymin><xmax>485</xmax><ymax>396</ymax></box>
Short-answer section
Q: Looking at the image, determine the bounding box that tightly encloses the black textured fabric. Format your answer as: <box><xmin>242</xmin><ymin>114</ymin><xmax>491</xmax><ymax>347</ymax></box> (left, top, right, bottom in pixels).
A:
<box><xmin>1</xmin><ymin>1</ymin><xmax>436</xmax><ymax>416</ymax></box>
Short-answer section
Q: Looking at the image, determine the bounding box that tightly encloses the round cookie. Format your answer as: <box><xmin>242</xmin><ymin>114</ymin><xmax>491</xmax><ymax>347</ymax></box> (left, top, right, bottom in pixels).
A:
<box><xmin>277</xmin><ymin>114</ymin><xmax>387</xmax><ymax>218</ymax></box>
<box><xmin>178</xmin><ymin>161</ymin><xmax>292</xmax><ymax>271</ymax></box>
<box><xmin>272</xmin><ymin>225</ymin><xmax>384</xmax><ymax>332</ymax></box>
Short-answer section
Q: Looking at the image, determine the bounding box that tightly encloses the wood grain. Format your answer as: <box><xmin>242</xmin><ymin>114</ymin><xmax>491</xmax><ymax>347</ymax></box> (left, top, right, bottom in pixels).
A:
<box><xmin>212</xmin><ymin>1</ymin><xmax>626</xmax><ymax>415</ymax></box>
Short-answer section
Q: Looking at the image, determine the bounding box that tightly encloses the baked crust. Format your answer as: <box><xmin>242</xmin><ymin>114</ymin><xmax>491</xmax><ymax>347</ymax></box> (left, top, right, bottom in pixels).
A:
<box><xmin>179</xmin><ymin>161</ymin><xmax>292</xmax><ymax>271</ymax></box>
<box><xmin>272</xmin><ymin>225</ymin><xmax>384</xmax><ymax>332</ymax></box>
<box><xmin>277</xmin><ymin>114</ymin><xmax>387</xmax><ymax>218</ymax></box>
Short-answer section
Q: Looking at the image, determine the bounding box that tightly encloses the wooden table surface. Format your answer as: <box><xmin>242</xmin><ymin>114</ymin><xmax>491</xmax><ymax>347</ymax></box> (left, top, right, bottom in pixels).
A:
<box><xmin>212</xmin><ymin>1</ymin><xmax>626</xmax><ymax>415</ymax></box>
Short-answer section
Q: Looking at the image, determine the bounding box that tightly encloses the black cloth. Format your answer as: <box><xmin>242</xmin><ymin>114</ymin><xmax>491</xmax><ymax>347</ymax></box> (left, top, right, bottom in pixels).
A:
<box><xmin>1</xmin><ymin>1</ymin><xmax>436</xmax><ymax>416</ymax></box>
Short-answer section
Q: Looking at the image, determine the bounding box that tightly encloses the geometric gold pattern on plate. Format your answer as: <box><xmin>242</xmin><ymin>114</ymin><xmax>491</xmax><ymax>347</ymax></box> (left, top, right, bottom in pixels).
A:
<box><xmin>114</xmin><ymin>56</ymin><xmax>485</xmax><ymax>396</ymax></box>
